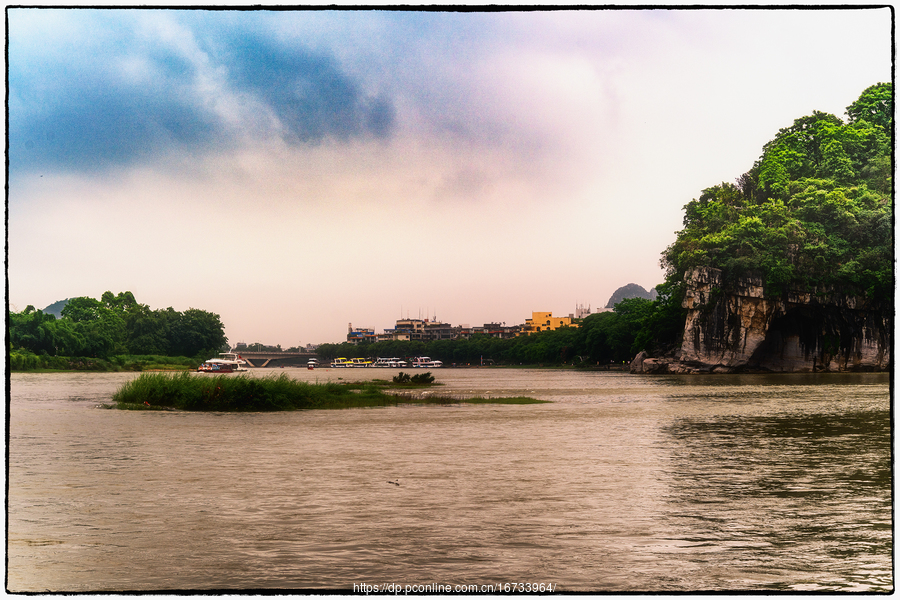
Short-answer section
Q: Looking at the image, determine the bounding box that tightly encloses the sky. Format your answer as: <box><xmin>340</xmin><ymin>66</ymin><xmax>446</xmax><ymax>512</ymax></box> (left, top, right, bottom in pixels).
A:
<box><xmin>7</xmin><ymin>7</ymin><xmax>893</xmax><ymax>348</ymax></box>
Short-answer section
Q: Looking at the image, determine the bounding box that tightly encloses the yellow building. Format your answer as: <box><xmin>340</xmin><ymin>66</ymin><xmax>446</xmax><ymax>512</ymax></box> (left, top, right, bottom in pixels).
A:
<box><xmin>523</xmin><ymin>311</ymin><xmax>579</xmax><ymax>334</ymax></box>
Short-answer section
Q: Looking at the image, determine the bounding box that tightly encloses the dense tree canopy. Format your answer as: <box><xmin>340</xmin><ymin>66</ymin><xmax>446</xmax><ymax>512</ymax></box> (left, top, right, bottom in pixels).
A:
<box><xmin>9</xmin><ymin>291</ymin><xmax>228</xmax><ymax>360</ymax></box>
<box><xmin>663</xmin><ymin>83</ymin><xmax>892</xmax><ymax>302</ymax></box>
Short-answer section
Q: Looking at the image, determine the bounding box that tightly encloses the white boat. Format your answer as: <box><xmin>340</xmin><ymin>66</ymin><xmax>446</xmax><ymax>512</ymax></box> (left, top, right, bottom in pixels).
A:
<box><xmin>351</xmin><ymin>358</ymin><xmax>373</xmax><ymax>367</ymax></box>
<box><xmin>198</xmin><ymin>352</ymin><xmax>249</xmax><ymax>373</ymax></box>
<box><xmin>331</xmin><ymin>357</ymin><xmax>353</xmax><ymax>368</ymax></box>
<box><xmin>307</xmin><ymin>358</ymin><xmax>319</xmax><ymax>370</ymax></box>
<box><xmin>373</xmin><ymin>357</ymin><xmax>408</xmax><ymax>368</ymax></box>
<box><xmin>411</xmin><ymin>356</ymin><xmax>442</xmax><ymax>368</ymax></box>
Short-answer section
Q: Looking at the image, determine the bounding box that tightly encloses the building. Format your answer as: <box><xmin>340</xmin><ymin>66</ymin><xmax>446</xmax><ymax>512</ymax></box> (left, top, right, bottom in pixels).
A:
<box><xmin>424</xmin><ymin>321</ymin><xmax>455</xmax><ymax>341</ymax></box>
<box><xmin>377</xmin><ymin>327</ymin><xmax>412</xmax><ymax>342</ymax></box>
<box><xmin>481</xmin><ymin>323</ymin><xmax>523</xmax><ymax>339</ymax></box>
<box><xmin>456</xmin><ymin>325</ymin><xmax>477</xmax><ymax>339</ymax></box>
<box><xmin>347</xmin><ymin>323</ymin><xmax>377</xmax><ymax>344</ymax></box>
<box><xmin>522</xmin><ymin>311</ymin><xmax>579</xmax><ymax>335</ymax></box>
<box><xmin>395</xmin><ymin>318</ymin><xmax>426</xmax><ymax>341</ymax></box>
<box><xmin>377</xmin><ymin>318</ymin><xmax>460</xmax><ymax>342</ymax></box>
<box><xmin>347</xmin><ymin>312</ymin><xmax>575</xmax><ymax>344</ymax></box>
<box><xmin>367</xmin><ymin>319</ymin><xmax>525</xmax><ymax>342</ymax></box>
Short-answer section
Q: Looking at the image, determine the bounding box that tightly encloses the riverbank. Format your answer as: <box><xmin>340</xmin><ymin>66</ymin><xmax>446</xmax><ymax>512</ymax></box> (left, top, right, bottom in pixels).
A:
<box><xmin>110</xmin><ymin>372</ymin><xmax>546</xmax><ymax>411</ymax></box>
<box><xmin>10</xmin><ymin>351</ymin><xmax>199</xmax><ymax>372</ymax></box>
<box><xmin>10</xmin><ymin>357</ymin><xmax>631</xmax><ymax>373</ymax></box>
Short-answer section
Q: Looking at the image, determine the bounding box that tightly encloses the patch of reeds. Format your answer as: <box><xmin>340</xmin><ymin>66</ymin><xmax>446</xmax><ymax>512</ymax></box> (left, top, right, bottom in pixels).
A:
<box><xmin>110</xmin><ymin>372</ymin><xmax>547</xmax><ymax>411</ymax></box>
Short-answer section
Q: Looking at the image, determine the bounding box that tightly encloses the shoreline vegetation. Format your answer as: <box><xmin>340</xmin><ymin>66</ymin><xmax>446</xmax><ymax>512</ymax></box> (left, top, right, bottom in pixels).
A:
<box><xmin>10</xmin><ymin>351</ymin><xmax>200</xmax><ymax>372</ymax></box>
<box><xmin>109</xmin><ymin>372</ymin><xmax>547</xmax><ymax>411</ymax></box>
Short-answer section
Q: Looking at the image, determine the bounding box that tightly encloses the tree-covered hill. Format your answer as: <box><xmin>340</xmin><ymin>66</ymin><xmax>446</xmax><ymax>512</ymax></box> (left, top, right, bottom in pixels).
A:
<box><xmin>41</xmin><ymin>298</ymin><xmax>70</xmax><ymax>318</ymax></box>
<box><xmin>662</xmin><ymin>83</ymin><xmax>892</xmax><ymax>302</ymax></box>
<box><xmin>605</xmin><ymin>283</ymin><xmax>657</xmax><ymax>308</ymax></box>
<box><xmin>9</xmin><ymin>291</ymin><xmax>228</xmax><ymax>363</ymax></box>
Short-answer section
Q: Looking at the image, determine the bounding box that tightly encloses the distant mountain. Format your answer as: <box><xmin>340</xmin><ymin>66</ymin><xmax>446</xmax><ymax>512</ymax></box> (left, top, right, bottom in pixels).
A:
<box><xmin>605</xmin><ymin>284</ymin><xmax>657</xmax><ymax>309</ymax></box>
<box><xmin>41</xmin><ymin>298</ymin><xmax>70</xmax><ymax>318</ymax></box>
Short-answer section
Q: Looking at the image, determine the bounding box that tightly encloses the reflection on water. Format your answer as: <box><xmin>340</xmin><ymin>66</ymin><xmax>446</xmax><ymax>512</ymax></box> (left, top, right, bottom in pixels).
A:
<box><xmin>662</xmin><ymin>408</ymin><xmax>891</xmax><ymax>591</ymax></box>
<box><xmin>7</xmin><ymin>370</ymin><xmax>892</xmax><ymax>592</ymax></box>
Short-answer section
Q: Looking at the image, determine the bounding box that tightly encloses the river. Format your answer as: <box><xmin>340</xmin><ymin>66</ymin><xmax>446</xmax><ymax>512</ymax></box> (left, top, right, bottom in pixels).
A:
<box><xmin>7</xmin><ymin>368</ymin><xmax>892</xmax><ymax>592</ymax></box>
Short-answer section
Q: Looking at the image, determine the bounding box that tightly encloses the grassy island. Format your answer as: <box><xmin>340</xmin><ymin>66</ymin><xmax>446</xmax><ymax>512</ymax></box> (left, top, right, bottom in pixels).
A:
<box><xmin>110</xmin><ymin>372</ymin><xmax>546</xmax><ymax>411</ymax></box>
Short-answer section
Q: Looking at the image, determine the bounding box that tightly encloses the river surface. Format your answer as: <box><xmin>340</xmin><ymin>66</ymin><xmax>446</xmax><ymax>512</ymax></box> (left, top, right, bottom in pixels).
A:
<box><xmin>7</xmin><ymin>368</ymin><xmax>892</xmax><ymax>593</ymax></box>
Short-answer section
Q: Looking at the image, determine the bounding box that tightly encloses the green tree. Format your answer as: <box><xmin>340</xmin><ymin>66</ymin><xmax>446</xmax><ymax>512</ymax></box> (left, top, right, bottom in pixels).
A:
<box><xmin>845</xmin><ymin>82</ymin><xmax>892</xmax><ymax>130</ymax></box>
<box><xmin>9</xmin><ymin>306</ymin><xmax>59</xmax><ymax>355</ymax></box>
<box><xmin>169</xmin><ymin>308</ymin><xmax>228</xmax><ymax>358</ymax></box>
<box><xmin>631</xmin><ymin>282</ymin><xmax>686</xmax><ymax>356</ymax></box>
<box><xmin>60</xmin><ymin>296</ymin><xmax>126</xmax><ymax>357</ymax></box>
<box><xmin>61</xmin><ymin>296</ymin><xmax>106</xmax><ymax>323</ymax></box>
<box><xmin>126</xmin><ymin>306</ymin><xmax>175</xmax><ymax>355</ymax></box>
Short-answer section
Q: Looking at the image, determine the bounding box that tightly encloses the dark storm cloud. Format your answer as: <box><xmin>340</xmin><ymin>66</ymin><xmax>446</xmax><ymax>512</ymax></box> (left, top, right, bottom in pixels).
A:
<box><xmin>10</xmin><ymin>68</ymin><xmax>218</xmax><ymax>171</ymax></box>
<box><xmin>224</xmin><ymin>33</ymin><xmax>396</xmax><ymax>142</ymax></box>
<box><xmin>8</xmin><ymin>10</ymin><xmax>397</xmax><ymax>173</ymax></box>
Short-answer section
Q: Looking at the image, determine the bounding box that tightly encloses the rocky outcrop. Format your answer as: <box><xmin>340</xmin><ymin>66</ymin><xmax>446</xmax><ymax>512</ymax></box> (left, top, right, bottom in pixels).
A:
<box><xmin>631</xmin><ymin>267</ymin><xmax>891</xmax><ymax>374</ymax></box>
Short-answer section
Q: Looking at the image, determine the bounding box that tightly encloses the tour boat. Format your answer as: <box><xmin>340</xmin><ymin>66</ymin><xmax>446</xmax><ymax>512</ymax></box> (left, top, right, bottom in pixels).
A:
<box><xmin>307</xmin><ymin>358</ymin><xmax>319</xmax><ymax>370</ymax></box>
<box><xmin>351</xmin><ymin>358</ymin><xmax>373</xmax><ymax>367</ymax></box>
<box><xmin>411</xmin><ymin>356</ymin><xmax>443</xmax><ymax>368</ymax></box>
<box><xmin>198</xmin><ymin>352</ymin><xmax>248</xmax><ymax>373</ymax></box>
<box><xmin>373</xmin><ymin>357</ymin><xmax>408</xmax><ymax>368</ymax></box>
<box><xmin>331</xmin><ymin>357</ymin><xmax>353</xmax><ymax>368</ymax></box>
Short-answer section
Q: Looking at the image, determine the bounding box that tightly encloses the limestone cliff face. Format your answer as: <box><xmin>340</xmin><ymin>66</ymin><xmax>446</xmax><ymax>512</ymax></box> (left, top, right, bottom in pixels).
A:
<box><xmin>632</xmin><ymin>267</ymin><xmax>891</xmax><ymax>374</ymax></box>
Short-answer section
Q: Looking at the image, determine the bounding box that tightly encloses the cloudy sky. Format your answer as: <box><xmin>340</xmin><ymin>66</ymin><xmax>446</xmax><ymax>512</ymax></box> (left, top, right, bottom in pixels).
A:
<box><xmin>8</xmin><ymin>7</ymin><xmax>892</xmax><ymax>347</ymax></box>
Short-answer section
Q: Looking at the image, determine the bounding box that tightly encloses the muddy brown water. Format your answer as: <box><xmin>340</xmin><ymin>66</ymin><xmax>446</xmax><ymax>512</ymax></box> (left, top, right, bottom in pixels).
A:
<box><xmin>7</xmin><ymin>369</ymin><xmax>892</xmax><ymax>592</ymax></box>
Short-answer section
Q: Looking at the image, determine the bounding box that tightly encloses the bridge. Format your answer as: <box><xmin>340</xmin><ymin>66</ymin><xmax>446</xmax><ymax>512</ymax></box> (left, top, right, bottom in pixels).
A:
<box><xmin>236</xmin><ymin>351</ymin><xmax>319</xmax><ymax>368</ymax></box>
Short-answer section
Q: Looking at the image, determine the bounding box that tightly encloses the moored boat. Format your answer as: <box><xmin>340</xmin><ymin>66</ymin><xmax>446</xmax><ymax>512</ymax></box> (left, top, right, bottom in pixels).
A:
<box><xmin>198</xmin><ymin>352</ymin><xmax>249</xmax><ymax>373</ymax></box>
<box><xmin>411</xmin><ymin>356</ymin><xmax>442</xmax><ymax>368</ymax></box>
<box><xmin>307</xmin><ymin>358</ymin><xmax>319</xmax><ymax>370</ymax></box>
<box><xmin>331</xmin><ymin>357</ymin><xmax>352</xmax><ymax>368</ymax></box>
<box><xmin>373</xmin><ymin>357</ymin><xmax>408</xmax><ymax>368</ymax></box>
